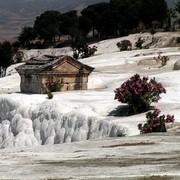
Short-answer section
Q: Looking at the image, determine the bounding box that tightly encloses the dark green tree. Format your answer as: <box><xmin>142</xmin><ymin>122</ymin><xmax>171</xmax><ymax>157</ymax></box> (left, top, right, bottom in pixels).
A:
<box><xmin>60</xmin><ymin>10</ymin><xmax>79</xmax><ymax>41</ymax></box>
<box><xmin>110</xmin><ymin>0</ymin><xmax>142</xmax><ymax>36</ymax></box>
<box><xmin>0</xmin><ymin>41</ymin><xmax>13</xmax><ymax>77</ymax></box>
<box><xmin>176</xmin><ymin>0</ymin><xmax>180</xmax><ymax>26</ymax></box>
<box><xmin>140</xmin><ymin>0</ymin><xmax>167</xmax><ymax>28</ymax></box>
<box><xmin>167</xmin><ymin>8</ymin><xmax>177</xmax><ymax>30</ymax></box>
<box><xmin>80</xmin><ymin>3</ymin><xmax>112</xmax><ymax>38</ymax></box>
<box><xmin>175</xmin><ymin>1</ymin><xmax>180</xmax><ymax>13</ymax></box>
<box><xmin>16</xmin><ymin>0</ymin><xmax>170</xmax><ymax>49</ymax></box>
<box><xmin>80</xmin><ymin>7</ymin><xmax>96</xmax><ymax>38</ymax></box>
<box><xmin>18</xmin><ymin>26</ymin><xmax>36</xmax><ymax>49</ymax></box>
<box><xmin>79</xmin><ymin>15</ymin><xmax>92</xmax><ymax>38</ymax></box>
<box><xmin>34</xmin><ymin>10</ymin><xmax>61</xmax><ymax>44</ymax></box>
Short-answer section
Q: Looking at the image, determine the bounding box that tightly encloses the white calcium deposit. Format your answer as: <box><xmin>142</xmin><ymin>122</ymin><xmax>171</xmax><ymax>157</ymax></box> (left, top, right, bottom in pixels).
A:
<box><xmin>0</xmin><ymin>32</ymin><xmax>180</xmax><ymax>149</ymax></box>
<box><xmin>0</xmin><ymin>97</ymin><xmax>127</xmax><ymax>148</ymax></box>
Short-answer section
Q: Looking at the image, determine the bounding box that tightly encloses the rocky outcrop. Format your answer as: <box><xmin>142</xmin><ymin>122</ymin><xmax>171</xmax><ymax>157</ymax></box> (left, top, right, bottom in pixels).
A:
<box><xmin>174</xmin><ymin>59</ymin><xmax>180</xmax><ymax>70</ymax></box>
<box><xmin>136</xmin><ymin>32</ymin><xmax>180</xmax><ymax>49</ymax></box>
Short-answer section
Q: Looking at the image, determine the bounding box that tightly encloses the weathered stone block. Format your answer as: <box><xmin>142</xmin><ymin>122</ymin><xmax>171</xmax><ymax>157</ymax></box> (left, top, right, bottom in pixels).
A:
<box><xmin>174</xmin><ymin>59</ymin><xmax>180</xmax><ymax>70</ymax></box>
<box><xmin>16</xmin><ymin>55</ymin><xmax>94</xmax><ymax>94</ymax></box>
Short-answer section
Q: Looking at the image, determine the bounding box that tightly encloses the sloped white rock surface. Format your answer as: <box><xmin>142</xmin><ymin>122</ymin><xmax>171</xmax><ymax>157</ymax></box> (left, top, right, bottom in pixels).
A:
<box><xmin>0</xmin><ymin>132</ymin><xmax>179</xmax><ymax>179</ymax></box>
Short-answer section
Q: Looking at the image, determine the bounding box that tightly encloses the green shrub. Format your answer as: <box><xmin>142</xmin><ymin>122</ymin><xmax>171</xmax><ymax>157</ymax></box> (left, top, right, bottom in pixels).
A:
<box><xmin>114</xmin><ymin>74</ymin><xmax>166</xmax><ymax>114</ymax></box>
<box><xmin>73</xmin><ymin>45</ymin><xmax>97</xmax><ymax>59</ymax></box>
<box><xmin>154</xmin><ymin>53</ymin><xmax>169</xmax><ymax>66</ymax></box>
<box><xmin>138</xmin><ymin>109</ymin><xmax>175</xmax><ymax>133</ymax></box>
<box><xmin>47</xmin><ymin>92</ymin><xmax>53</xmax><ymax>99</ymax></box>
<box><xmin>116</xmin><ymin>40</ymin><xmax>132</xmax><ymax>51</ymax></box>
<box><xmin>150</xmin><ymin>28</ymin><xmax>156</xmax><ymax>35</ymax></box>
<box><xmin>135</xmin><ymin>37</ymin><xmax>145</xmax><ymax>49</ymax></box>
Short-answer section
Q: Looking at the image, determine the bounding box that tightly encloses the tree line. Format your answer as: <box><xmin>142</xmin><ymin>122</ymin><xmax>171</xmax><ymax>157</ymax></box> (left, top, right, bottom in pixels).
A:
<box><xmin>18</xmin><ymin>0</ymin><xmax>180</xmax><ymax>49</ymax></box>
<box><xmin>0</xmin><ymin>0</ymin><xmax>180</xmax><ymax>77</ymax></box>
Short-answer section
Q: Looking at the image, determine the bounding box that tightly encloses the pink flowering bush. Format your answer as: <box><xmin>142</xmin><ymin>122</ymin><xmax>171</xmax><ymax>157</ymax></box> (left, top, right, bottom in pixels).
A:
<box><xmin>151</xmin><ymin>20</ymin><xmax>159</xmax><ymax>29</ymax></box>
<box><xmin>117</xmin><ymin>40</ymin><xmax>132</xmax><ymax>51</ymax></box>
<box><xmin>46</xmin><ymin>75</ymin><xmax>60</xmax><ymax>92</ymax></box>
<box><xmin>138</xmin><ymin>109</ymin><xmax>175</xmax><ymax>133</ymax></box>
<box><xmin>154</xmin><ymin>53</ymin><xmax>169</xmax><ymax>66</ymax></box>
<box><xmin>114</xmin><ymin>74</ymin><xmax>166</xmax><ymax>114</ymax></box>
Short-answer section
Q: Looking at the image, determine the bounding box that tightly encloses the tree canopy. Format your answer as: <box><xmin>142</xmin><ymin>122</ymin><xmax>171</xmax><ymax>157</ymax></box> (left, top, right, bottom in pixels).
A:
<box><xmin>0</xmin><ymin>41</ymin><xmax>13</xmax><ymax>76</ymax></box>
<box><xmin>80</xmin><ymin>3</ymin><xmax>111</xmax><ymax>38</ymax></box>
<box><xmin>18</xmin><ymin>27</ymin><xmax>36</xmax><ymax>49</ymax></box>
<box><xmin>16</xmin><ymin>0</ymin><xmax>172</xmax><ymax>49</ymax></box>
<box><xmin>176</xmin><ymin>0</ymin><xmax>180</xmax><ymax>13</ymax></box>
<box><xmin>34</xmin><ymin>10</ymin><xmax>61</xmax><ymax>44</ymax></box>
<box><xmin>140</xmin><ymin>0</ymin><xmax>167</xmax><ymax>27</ymax></box>
<box><xmin>110</xmin><ymin>0</ymin><xmax>142</xmax><ymax>35</ymax></box>
<box><xmin>60</xmin><ymin>10</ymin><xmax>79</xmax><ymax>37</ymax></box>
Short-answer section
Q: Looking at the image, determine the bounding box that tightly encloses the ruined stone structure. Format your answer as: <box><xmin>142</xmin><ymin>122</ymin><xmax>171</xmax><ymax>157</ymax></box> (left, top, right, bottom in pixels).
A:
<box><xmin>16</xmin><ymin>55</ymin><xmax>94</xmax><ymax>94</ymax></box>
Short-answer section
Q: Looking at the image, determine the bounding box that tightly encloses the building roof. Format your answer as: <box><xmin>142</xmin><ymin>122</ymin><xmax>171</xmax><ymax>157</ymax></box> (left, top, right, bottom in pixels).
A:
<box><xmin>16</xmin><ymin>55</ymin><xmax>94</xmax><ymax>75</ymax></box>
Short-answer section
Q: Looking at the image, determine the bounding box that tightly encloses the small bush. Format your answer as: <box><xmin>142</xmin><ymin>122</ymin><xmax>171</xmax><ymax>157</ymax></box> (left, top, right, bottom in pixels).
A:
<box><xmin>138</xmin><ymin>109</ymin><xmax>175</xmax><ymax>134</ymax></box>
<box><xmin>114</xmin><ymin>74</ymin><xmax>166</xmax><ymax>114</ymax></box>
<box><xmin>154</xmin><ymin>53</ymin><xmax>169</xmax><ymax>66</ymax></box>
<box><xmin>117</xmin><ymin>40</ymin><xmax>132</xmax><ymax>51</ymax></box>
<box><xmin>47</xmin><ymin>92</ymin><xmax>53</xmax><ymax>99</ymax></box>
<box><xmin>135</xmin><ymin>37</ymin><xmax>145</xmax><ymax>49</ymax></box>
<box><xmin>73</xmin><ymin>45</ymin><xmax>97</xmax><ymax>59</ymax></box>
<box><xmin>46</xmin><ymin>75</ymin><xmax>60</xmax><ymax>92</ymax></box>
<box><xmin>81</xmin><ymin>45</ymin><xmax>97</xmax><ymax>59</ymax></box>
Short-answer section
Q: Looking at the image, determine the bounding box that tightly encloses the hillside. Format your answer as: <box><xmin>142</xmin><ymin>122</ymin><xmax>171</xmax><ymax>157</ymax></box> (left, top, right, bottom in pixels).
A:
<box><xmin>0</xmin><ymin>0</ymin><xmax>178</xmax><ymax>41</ymax></box>
<box><xmin>0</xmin><ymin>32</ymin><xmax>179</xmax><ymax>179</ymax></box>
<box><xmin>0</xmin><ymin>0</ymin><xmax>109</xmax><ymax>41</ymax></box>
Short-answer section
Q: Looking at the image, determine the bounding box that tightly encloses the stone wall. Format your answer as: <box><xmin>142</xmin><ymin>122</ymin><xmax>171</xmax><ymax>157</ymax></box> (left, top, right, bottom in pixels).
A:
<box><xmin>41</xmin><ymin>73</ymin><xmax>89</xmax><ymax>93</ymax></box>
<box><xmin>20</xmin><ymin>74</ymin><xmax>43</xmax><ymax>94</ymax></box>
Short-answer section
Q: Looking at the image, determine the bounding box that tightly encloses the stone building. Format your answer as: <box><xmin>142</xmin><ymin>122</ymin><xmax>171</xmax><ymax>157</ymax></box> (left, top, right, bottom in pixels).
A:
<box><xmin>16</xmin><ymin>55</ymin><xmax>94</xmax><ymax>94</ymax></box>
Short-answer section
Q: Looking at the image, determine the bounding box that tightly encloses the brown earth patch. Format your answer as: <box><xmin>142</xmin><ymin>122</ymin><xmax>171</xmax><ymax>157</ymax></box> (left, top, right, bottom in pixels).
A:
<box><xmin>102</xmin><ymin>141</ymin><xmax>156</xmax><ymax>148</ymax></box>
